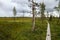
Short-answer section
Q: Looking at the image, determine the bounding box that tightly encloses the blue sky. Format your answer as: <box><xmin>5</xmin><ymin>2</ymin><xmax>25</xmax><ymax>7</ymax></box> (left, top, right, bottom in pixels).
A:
<box><xmin>0</xmin><ymin>0</ymin><xmax>59</xmax><ymax>17</ymax></box>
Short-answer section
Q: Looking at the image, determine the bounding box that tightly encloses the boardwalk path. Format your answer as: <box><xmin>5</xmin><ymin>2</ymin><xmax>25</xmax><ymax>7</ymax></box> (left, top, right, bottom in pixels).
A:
<box><xmin>46</xmin><ymin>22</ymin><xmax>51</xmax><ymax>40</ymax></box>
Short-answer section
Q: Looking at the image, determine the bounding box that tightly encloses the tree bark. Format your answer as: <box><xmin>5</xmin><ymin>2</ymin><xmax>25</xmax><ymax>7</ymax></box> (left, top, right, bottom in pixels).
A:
<box><xmin>32</xmin><ymin>0</ymin><xmax>35</xmax><ymax>31</ymax></box>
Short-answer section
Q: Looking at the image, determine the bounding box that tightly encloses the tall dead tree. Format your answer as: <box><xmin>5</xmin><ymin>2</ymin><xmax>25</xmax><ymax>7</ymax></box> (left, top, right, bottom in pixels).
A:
<box><xmin>28</xmin><ymin>0</ymin><xmax>39</xmax><ymax>31</ymax></box>
<box><xmin>32</xmin><ymin>0</ymin><xmax>35</xmax><ymax>31</ymax></box>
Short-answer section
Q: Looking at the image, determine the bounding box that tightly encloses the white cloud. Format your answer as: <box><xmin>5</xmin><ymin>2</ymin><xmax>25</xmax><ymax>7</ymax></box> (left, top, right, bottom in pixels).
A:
<box><xmin>0</xmin><ymin>0</ymin><xmax>59</xmax><ymax>17</ymax></box>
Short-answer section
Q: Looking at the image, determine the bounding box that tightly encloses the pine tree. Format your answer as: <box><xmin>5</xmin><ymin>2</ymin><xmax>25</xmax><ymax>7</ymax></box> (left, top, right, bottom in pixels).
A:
<box><xmin>13</xmin><ymin>7</ymin><xmax>16</xmax><ymax>22</ymax></box>
<box><xmin>40</xmin><ymin>2</ymin><xmax>45</xmax><ymax>18</ymax></box>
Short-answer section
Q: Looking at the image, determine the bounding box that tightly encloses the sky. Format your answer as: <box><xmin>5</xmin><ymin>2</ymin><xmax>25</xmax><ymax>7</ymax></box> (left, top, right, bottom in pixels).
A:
<box><xmin>0</xmin><ymin>0</ymin><xmax>59</xmax><ymax>17</ymax></box>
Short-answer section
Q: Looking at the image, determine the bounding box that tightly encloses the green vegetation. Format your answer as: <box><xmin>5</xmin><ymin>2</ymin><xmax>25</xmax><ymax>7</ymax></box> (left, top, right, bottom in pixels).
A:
<box><xmin>0</xmin><ymin>17</ymin><xmax>60</xmax><ymax>40</ymax></box>
<box><xmin>49</xmin><ymin>18</ymin><xmax>60</xmax><ymax>40</ymax></box>
<box><xmin>0</xmin><ymin>17</ymin><xmax>47</xmax><ymax>40</ymax></box>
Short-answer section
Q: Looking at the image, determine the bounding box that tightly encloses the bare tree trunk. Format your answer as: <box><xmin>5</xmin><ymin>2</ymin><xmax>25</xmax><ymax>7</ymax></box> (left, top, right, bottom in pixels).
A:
<box><xmin>32</xmin><ymin>0</ymin><xmax>35</xmax><ymax>31</ymax></box>
<box><xmin>14</xmin><ymin>16</ymin><xmax>15</xmax><ymax>22</ymax></box>
<box><xmin>32</xmin><ymin>11</ymin><xmax>35</xmax><ymax>31</ymax></box>
<box><xmin>22</xmin><ymin>11</ymin><xmax>24</xmax><ymax>24</ymax></box>
<box><xmin>59</xmin><ymin>11</ymin><xmax>60</xmax><ymax>19</ymax></box>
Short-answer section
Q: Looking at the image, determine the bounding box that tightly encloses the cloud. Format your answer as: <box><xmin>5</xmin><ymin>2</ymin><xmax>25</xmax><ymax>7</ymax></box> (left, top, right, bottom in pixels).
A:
<box><xmin>0</xmin><ymin>0</ymin><xmax>59</xmax><ymax>17</ymax></box>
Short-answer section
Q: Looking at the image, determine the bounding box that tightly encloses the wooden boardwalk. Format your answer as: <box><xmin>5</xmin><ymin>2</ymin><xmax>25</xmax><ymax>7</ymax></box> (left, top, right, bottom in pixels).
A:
<box><xmin>46</xmin><ymin>22</ymin><xmax>51</xmax><ymax>40</ymax></box>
